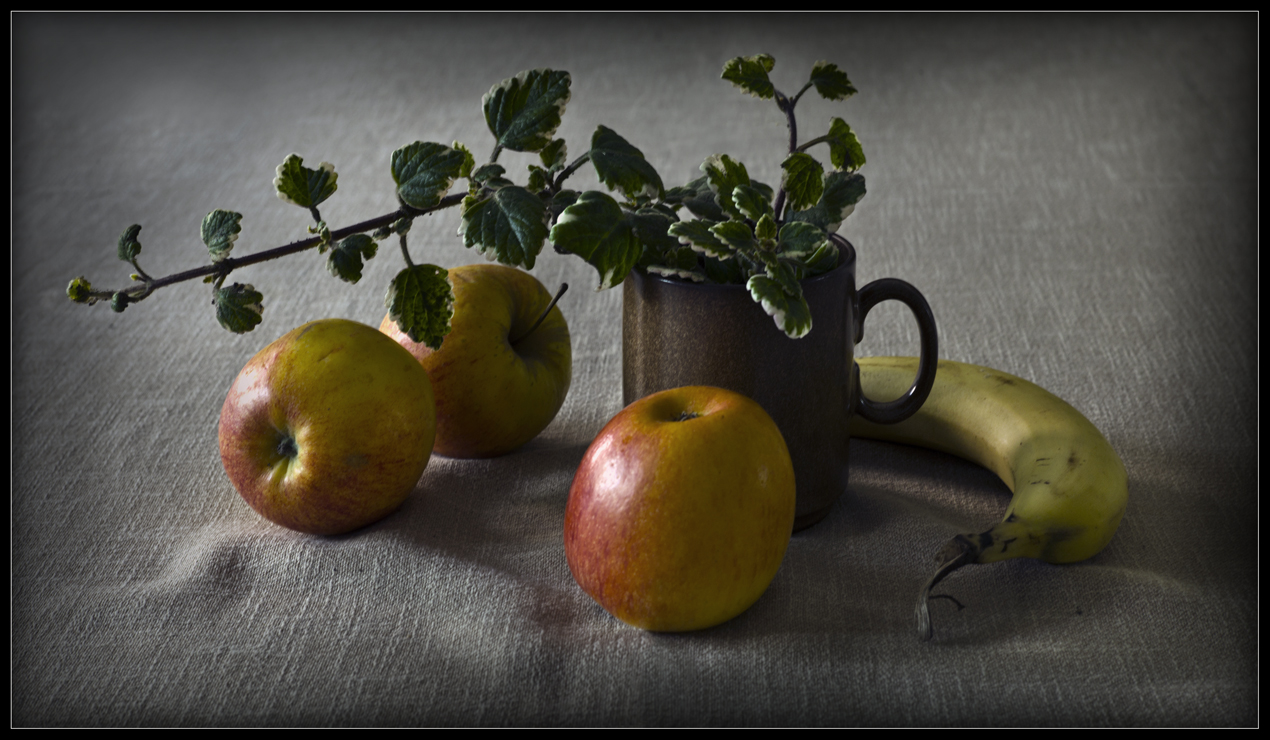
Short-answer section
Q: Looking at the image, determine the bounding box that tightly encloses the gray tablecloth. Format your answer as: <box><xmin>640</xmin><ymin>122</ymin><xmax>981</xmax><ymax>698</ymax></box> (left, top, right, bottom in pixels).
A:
<box><xmin>13</xmin><ymin>12</ymin><xmax>1258</xmax><ymax>727</ymax></box>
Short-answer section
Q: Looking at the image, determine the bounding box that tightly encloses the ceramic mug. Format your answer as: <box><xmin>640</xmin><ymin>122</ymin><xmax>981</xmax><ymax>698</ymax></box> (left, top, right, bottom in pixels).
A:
<box><xmin>621</xmin><ymin>240</ymin><xmax>938</xmax><ymax>530</ymax></box>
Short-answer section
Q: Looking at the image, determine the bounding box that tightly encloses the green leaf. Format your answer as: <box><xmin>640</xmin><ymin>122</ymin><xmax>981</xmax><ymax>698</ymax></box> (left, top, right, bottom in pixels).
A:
<box><xmin>117</xmin><ymin>224</ymin><xmax>142</xmax><ymax>263</ymax></box>
<box><xmin>677</xmin><ymin>176</ymin><xmax>727</xmax><ymax>221</ymax></box>
<box><xmin>540</xmin><ymin>138</ymin><xmax>567</xmax><ymax>171</ymax></box>
<box><xmin>549</xmin><ymin>190</ymin><xmax>642</xmax><ymax>290</ymax></box>
<box><xmin>470</xmin><ymin>163</ymin><xmax>506</xmax><ymax>185</ymax></box>
<box><xmin>668</xmin><ymin>219</ymin><xmax>731</xmax><ymax>259</ymax></box>
<box><xmin>273</xmin><ymin>154</ymin><xmax>337</xmax><ymax>209</ymax></box>
<box><xmin>732</xmin><ymin>183</ymin><xmax>773</xmax><ymax>222</ymax></box>
<box><xmin>385</xmin><ymin>264</ymin><xmax>454</xmax><ymax>350</ymax></box>
<box><xmin>392</xmin><ymin>141</ymin><xmax>467</xmax><ymax>211</ymax></box>
<box><xmin>628</xmin><ymin>208</ymin><xmax>681</xmax><ymax>259</ymax></box>
<box><xmin>701</xmin><ymin>254</ymin><xmax>747</xmax><ymax>285</ymax></box>
<box><xmin>590</xmin><ymin>125</ymin><xmax>664</xmax><ymax>201</ymax></box>
<box><xmin>67</xmin><ymin>276</ymin><xmax>96</xmax><ymax>304</ymax></box>
<box><xmin>808</xmin><ymin>61</ymin><xmax>857</xmax><ymax>101</ymax></box>
<box><xmin>826</xmin><ymin>117</ymin><xmax>866</xmax><ymax>172</ymax></box>
<box><xmin>747</xmin><ymin>274</ymin><xmax>812</xmax><ymax>339</ymax></box>
<box><xmin>777</xmin><ymin>221</ymin><xmax>830</xmax><ymax>258</ymax></box>
<box><xmin>459</xmin><ymin>185</ymin><xmax>550</xmax><ymax>269</ymax></box>
<box><xmin>721</xmin><ymin>54</ymin><xmax>776</xmax><ymax>100</ymax></box>
<box><xmin>700</xmin><ymin>154</ymin><xmax>751</xmax><ymax>220</ymax></box>
<box><xmin>781</xmin><ymin>152</ymin><xmax>825</xmax><ymax>213</ymax></box>
<box><xmin>483</xmin><ymin>69</ymin><xmax>572</xmax><ymax>153</ymax></box>
<box><xmin>201</xmin><ymin>210</ymin><xmax>242</xmax><ymax>262</ymax></box>
<box><xmin>213</xmin><ymin>283</ymin><xmax>264</xmax><ymax>334</ymax></box>
<box><xmin>326</xmin><ymin>234</ymin><xmax>378</xmax><ymax>284</ymax></box>
<box><xmin>788</xmin><ymin>170</ymin><xmax>866</xmax><ymax>233</ymax></box>
<box><xmin>710</xmin><ymin>219</ymin><xmax>758</xmax><ymax>256</ymax></box>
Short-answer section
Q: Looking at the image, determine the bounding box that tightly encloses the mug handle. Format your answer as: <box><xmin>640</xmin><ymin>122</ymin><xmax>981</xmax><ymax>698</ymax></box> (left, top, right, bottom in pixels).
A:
<box><xmin>853</xmin><ymin>278</ymin><xmax>938</xmax><ymax>424</ymax></box>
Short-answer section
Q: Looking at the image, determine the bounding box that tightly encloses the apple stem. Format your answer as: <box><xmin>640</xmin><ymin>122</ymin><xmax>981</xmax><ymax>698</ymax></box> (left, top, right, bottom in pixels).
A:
<box><xmin>510</xmin><ymin>282</ymin><xmax>569</xmax><ymax>345</ymax></box>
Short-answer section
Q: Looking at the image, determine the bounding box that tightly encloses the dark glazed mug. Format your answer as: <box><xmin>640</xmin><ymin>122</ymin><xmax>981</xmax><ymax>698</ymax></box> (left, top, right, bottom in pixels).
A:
<box><xmin>621</xmin><ymin>241</ymin><xmax>938</xmax><ymax>530</ymax></box>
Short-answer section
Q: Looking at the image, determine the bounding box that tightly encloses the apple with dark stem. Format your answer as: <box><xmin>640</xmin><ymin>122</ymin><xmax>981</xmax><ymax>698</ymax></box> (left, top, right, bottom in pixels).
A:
<box><xmin>381</xmin><ymin>263</ymin><xmax>572</xmax><ymax>458</ymax></box>
<box><xmin>565</xmin><ymin>386</ymin><xmax>796</xmax><ymax>631</ymax></box>
<box><xmin>218</xmin><ymin>318</ymin><xmax>436</xmax><ymax>535</ymax></box>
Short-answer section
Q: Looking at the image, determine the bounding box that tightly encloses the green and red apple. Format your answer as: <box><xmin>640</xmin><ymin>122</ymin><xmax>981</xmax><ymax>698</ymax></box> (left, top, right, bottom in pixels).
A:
<box><xmin>380</xmin><ymin>263</ymin><xmax>572</xmax><ymax>458</ymax></box>
<box><xmin>565</xmin><ymin>386</ymin><xmax>796</xmax><ymax>631</ymax></box>
<box><xmin>218</xmin><ymin>318</ymin><xmax>436</xmax><ymax>535</ymax></box>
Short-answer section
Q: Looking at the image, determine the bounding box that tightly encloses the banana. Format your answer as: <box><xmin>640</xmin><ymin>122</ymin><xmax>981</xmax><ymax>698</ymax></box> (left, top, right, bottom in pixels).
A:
<box><xmin>848</xmin><ymin>356</ymin><xmax>1128</xmax><ymax>641</ymax></box>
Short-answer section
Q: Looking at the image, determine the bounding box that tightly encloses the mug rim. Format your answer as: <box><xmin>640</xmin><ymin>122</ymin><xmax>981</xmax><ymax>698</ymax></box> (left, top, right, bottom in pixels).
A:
<box><xmin>627</xmin><ymin>238</ymin><xmax>857</xmax><ymax>292</ymax></box>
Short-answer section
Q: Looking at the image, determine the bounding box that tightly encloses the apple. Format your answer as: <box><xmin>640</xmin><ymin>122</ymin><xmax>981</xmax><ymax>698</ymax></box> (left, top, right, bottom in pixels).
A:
<box><xmin>565</xmin><ymin>386</ymin><xmax>796</xmax><ymax>631</ymax></box>
<box><xmin>218</xmin><ymin>318</ymin><xmax>436</xmax><ymax>535</ymax></box>
<box><xmin>380</xmin><ymin>263</ymin><xmax>572</xmax><ymax>458</ymax></box>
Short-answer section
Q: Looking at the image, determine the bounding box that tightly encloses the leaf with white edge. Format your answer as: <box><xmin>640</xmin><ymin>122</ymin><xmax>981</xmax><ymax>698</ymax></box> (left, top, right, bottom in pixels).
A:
<box><xmin>548</xmin><ymin>189</ymin><xmax>580</xmax><ymax>226</ymax></box>
<box><xmin>700</xmin><ymin>154</ymin><xmax>751</xmax><ymax>220</ymax></box>
<box><xmin>721</xmin><ymin>54</ymin><xmax>776</xmax><ymax>99</ymax></box>
<box><xmin>309</xmin><ymin>221</ymin><xmax>332</xmax><ymax>253</ymax></box>
<box><xmin>385</xmin><ymin>264</ymin><xmax>454</xmax><ymax>350</ymax></box>
<box><xmin>453</xmin><ymin>141</ymin><xmax>475</xmax><ymax>179</ymax></box>
<box><xmin>710</xmin><ymin>219</ymin><xmax>758</xmax><ymax>256</ymax></box>
<box><xmin>747</xmin><ymin>274</ymin><xmax>812</xmax><ymax>338</ymax></box>
<box><xmin>273</xmin><ymin>154</ymin><xmax>337</xmax><ymax>208</ymax></box>
<box><xmin>755</xmin><ymin>214</ymin><xmax>778</xmax><ymax>243</ymax></box>
<box><xmin>526</xmin><ymin>165</ymin><xmax>550</xmax><ymax>193</ymax></box>
<box><xmin>483</xmin><ymin>69</ymin><xmax>572</xmax><ymax>153</ymax></box>
<box><xmin>590</xmin><ymin>125</ymin><xmax>664</xmax><ymax>201</ymax></box>
<box><xmin>808</xmin><ymin>61</ymin><xmax>857</xmax><ymax>101</ymax></box>
<box><xmin>326</xmin><ymin>234</ymin><xmax>378</xmax><ymax>284</ymax></box>
<box><xmin>826</xmin><ymin>117</ymin><xmax>866</xmax><ymax>172</ymax></box>
<box><xmin>668</xmin><ymin>219</ymin><xmax>731</xmax><ymax>259</ymax></box>
<box><xmin>732</xmin><ymin>183</ymin><xmax>773</xmax><ymax>222</ymax></box>
<box><xmin>117</xmin><ymin>224</ymin><xmax>142</xmax><ymax>263</ymax></box>
<box><xmin>392</xmin><ymin>142</ymin><xmax>467</xmax><ymax>211</ymax></box>
<box><xmin>200</xmin><ymin>210</ymin><xmax>242</xmax><ymax>262</ymax></box>
<box><xmin>540</xmin><ymin>138</ymin><xmax>567</xmax><ymax>170</ymax></box>
<box><xmin>788</xmin><ymin>170</ymin><xmax>866</xmax><ymax>233</ymax></box>
<box><xmin>647</xmin><ymin>247</ymin><xmax>706</xmax><ymax>282</ymax></box>
<box><xmin>213</xmin><ymin>283</ymin><xmax>264</xmax><ymax>334</ymax></box>
<box><xmin>459</xmin><ymin>185</ymin><xmax>549</xmax><ymax>269</ymax></box>
<box><xmin>777</xmin><ymin>220</ymin><xmax>830</xmax><ymax>258</ymax></box>
<box><xmin>781</xmin><ymin>152</ymin><xmax>825</xmax><ymax>213</ymax></box>
<box><xmin>801</xmin><ymin>240</ymin><xmax>840</xmax><ymax>276</ymax></box>
<box><xmin>549</xmin><ymin>190</ymin><xmax>642</xmax><ymax>290</ymax></box>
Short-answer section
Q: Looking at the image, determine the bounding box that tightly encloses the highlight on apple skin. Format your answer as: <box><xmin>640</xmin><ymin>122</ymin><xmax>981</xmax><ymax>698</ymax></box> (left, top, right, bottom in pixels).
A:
<box><xmin>218</xmin><ymin>318</ymin><xmax>437</xmax><ymax>535</ymax></box>
<box><xmin>564</xmin><ymin>385</ymin><xmax>796</xmax><ymax>632</ymax></box>
<box><xmin>381</xmin><ymin>263</ymin><xmax>572</xmax><ymax>459</ymax></box>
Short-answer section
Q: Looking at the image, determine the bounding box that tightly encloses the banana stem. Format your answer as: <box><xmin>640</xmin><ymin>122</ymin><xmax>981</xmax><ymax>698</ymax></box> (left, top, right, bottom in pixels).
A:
<box><xmin>915</xmin><ymin>534</ymin><xmax>980</xmax><ymax>642</ymax></box>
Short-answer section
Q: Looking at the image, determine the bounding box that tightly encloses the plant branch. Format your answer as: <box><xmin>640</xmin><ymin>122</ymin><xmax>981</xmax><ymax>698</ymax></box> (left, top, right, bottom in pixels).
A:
<box><xmin>81</xmin><ymin>192</ymin><xmax>466</xmax><ymax>302</ymax></box>
<box><xmin>553</xmin><ymin>152</ymin><xmax>592</xmax><ymax>192</ymax></box>
<box><xmin>789</xmin><ymin>81</ymin><xmax>814</xmax><ymax>108</ymax></box>
<box><xmin>771</xmin><ymin>89</ymin><xmax>798</xmax><ymax>222</ymax></box>
<box><xmin>398</xmin><ymin>231</ymin><xmax>414</xmax><ymax>268</ymax></box>
<box><xmin>796</xmin><ymin>134</ymin><xmax>832</xmax><ymax>153</ymax></box>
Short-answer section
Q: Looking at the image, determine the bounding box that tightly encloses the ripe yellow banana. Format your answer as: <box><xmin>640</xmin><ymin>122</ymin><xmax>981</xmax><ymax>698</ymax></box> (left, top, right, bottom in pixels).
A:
<box><xmin>848</xmin><ymin>356</ymin><xmax>1128</xmax><ymax>641</ymax></box>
